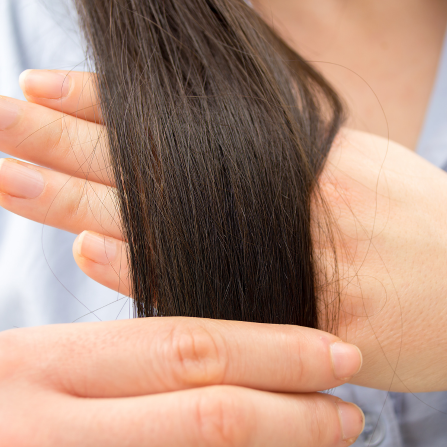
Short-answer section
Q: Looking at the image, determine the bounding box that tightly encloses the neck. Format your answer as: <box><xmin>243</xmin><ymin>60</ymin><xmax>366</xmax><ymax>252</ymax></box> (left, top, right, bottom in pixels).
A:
<box><xmin>252</xmin><ymin>0</ymin><xmax>447</xmax><ymax>59</ymax></box>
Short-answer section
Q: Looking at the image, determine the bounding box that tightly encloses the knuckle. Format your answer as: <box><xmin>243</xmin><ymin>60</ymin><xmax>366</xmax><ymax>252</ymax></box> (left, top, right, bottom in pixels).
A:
<box><xmin>192</xmin><ymin>388</ymin><xmax>253</xmax><ymax>447</ymax></box>
<box><xmin>276</xmin><ymin>328</ymin><xmax>307</xmax><ymax>386</ymax></box>
<box><xmin>62</xmin><ymin>180</ymin><xmax>91</xmax><ymax>224</ymax></box>
<box><xmin>291</xmin><ymin>333</ymin><xmax>306</xmax><ymax>384</ymax></box>
<box><xmin>60</xmin><ymin>180</ymin><xmax>117</xmax><ymax>230</ymax></box>
<box><xmin>45</xmin><ymin>114</ymin><xmax>70</xmax><ymax>159</ymax></box>
<box><xmin>305</xmin><ymin>397</ymin><xmax>337</xmax><ymax>446</ymax></box>
<box><xmin>164</xmin><ymin>322</ymin><xmax>228</xmax><ymax>387</ymax></box>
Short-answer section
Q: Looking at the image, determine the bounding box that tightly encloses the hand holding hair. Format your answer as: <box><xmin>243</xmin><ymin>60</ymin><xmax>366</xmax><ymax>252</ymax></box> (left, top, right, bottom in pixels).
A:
<box><xmin>0</xmin><ymin>0</ymin><xmax>447</xmax><ymax>443</ymax></box>
<box><xmin>0</xmin><ymin>66</ymin><xmax>446</xmax><ymax>447</ymax></box>
<box><xmin>0</xmin><ymin>70</ymin><xmax>365</xmax><ymax>447</ymax></box>
<box><xmin>1</xmin><ymin>69</ymin><xmax>447</xmax><ymax>394</ymax></box>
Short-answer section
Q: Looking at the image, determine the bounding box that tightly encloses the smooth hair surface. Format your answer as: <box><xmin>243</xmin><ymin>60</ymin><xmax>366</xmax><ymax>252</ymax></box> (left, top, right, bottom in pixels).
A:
<box><xmin>74</xmin><ymin>0</ymin><xmax>343</xmax><ymax>329</ymax></box>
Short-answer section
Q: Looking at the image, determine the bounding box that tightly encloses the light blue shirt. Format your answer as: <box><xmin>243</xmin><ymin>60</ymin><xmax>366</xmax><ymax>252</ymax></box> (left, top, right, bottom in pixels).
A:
<box><xmin>0</xmin><ymin>1</ymin><xmax>446</xmax><ymax>445</ymax></box>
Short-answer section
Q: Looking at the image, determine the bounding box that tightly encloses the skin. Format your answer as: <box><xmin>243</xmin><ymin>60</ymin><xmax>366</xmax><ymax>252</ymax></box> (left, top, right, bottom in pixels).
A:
<box><xmin>0</xmin><ymin>0</ymin><xmax>446</xmax><ymax>443</ymax></box>
<box><xmin>254</xmin><ymin>0</ymin><xmax>447</xmax><ymax>150</ymax></box>
<box><xmin>0</xmin><ymin>73</ymin><xmax>365</xmax><ymax>447</ymax></box>
<box><xmin>2</xmin><ymin>69</ymin><xmax>447</xmax><ymax>394</ymax></box>
<box><xmin>319</xmin><ymin>130</ymin><xmax>447</xmax><ymax>393</ymax></box>
<box><xmin>0</xmin><ymin>317</ymin><xmax>363</xmax><ymax>446</ymax></box>
<box><xmin>0</xmin><ymin>66</ymin><xmax>446</xmax><ymax>445</ymax></box>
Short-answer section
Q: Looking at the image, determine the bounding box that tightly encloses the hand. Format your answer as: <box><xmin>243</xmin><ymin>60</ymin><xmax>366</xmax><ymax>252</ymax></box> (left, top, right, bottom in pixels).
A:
<box><xmin>1</xmin><ymin>69</ymin><xmax>446</xmax><ymax>394</ymax></box>
<box><xmin>0</xmin><ymin>70</ymin><xmax>128</xmax><ymax>294</ymax></box>
<box><xmin>0</xmin><ymin>316</ymin><xmax>363</xmax><ymax>446</ymax></box>
<box><xmin>318</xmin><ymin>129</ymin><xmax>447</xmax><ymax>393</ymax></box>
<box><xmin>0</xmin><ymin>70</ymin><xmax>365</xmax><ymax>446</ymax></box>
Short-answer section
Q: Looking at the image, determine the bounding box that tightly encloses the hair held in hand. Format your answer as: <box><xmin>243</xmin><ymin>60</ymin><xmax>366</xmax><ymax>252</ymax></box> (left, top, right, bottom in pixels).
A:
<box><xmin>75</xmin><ymin>0</ymin><xmax>344</xmax><ymax>329</ymax></box>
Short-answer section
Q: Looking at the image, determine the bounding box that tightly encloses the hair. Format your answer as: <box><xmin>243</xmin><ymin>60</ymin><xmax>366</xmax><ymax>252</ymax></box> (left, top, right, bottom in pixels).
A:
<box><xmin>74</xmin><ymin>0</ymin><xmax>344</xmax><ymax>330</ymax></box>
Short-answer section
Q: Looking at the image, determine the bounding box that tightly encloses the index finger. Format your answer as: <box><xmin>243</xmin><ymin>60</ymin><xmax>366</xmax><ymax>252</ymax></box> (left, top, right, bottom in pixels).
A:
<box><xmin>1</xmin><ymin>317</ymin><xmax>362</xmax><ymax>398</ymax></box>
<box><xmin>19</xmin><ymin>70</ymin><xmax>103</xmax><ymax>124</ymax></box>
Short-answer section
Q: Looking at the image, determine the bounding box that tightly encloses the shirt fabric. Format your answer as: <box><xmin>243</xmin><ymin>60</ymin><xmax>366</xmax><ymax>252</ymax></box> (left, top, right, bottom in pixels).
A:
<box><xmin>1</xmin><ymin>1</ymin><xmax>446</xmax><ymax>445</ymax></box>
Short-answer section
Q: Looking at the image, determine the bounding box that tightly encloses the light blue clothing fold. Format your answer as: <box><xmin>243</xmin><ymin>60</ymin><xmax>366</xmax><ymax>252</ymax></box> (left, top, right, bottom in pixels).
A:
<box><xmin>0</xmin><ymin>1</ymin><xmax>446</xmax><ymax>445</ymax></box>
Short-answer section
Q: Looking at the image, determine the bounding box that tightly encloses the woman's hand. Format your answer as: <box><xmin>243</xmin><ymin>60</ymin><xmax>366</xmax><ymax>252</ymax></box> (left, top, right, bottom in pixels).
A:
<box><xmin>319</xmin><ymin>129</ymin><xmax>447</xmax><ymax>393</ymax></box>
<box><xmin>0</xmin><ymin>70</ymin><xmax>127</xmax><ymax>294</ymax></box>
<box><xmin>1</xmin><ymin>69</ymin><xmax>446</xmax><ymax>396</ymax></box>
<box><xmin>0</xmin><ymin>317</ymin><xmax>364</xmax><ymax>446</ymax></box>
<box><xmin>0</xmin><ymin>70</ymin><xmax>365</xmax><ymax>446</ymax></box>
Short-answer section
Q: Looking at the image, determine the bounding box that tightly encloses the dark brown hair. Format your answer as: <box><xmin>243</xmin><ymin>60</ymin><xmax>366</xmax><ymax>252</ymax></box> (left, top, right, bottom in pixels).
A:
<box><xmin>74</xmin><ymin>0</ymin><xmax>343</xmax><ymax>329</ymax></box>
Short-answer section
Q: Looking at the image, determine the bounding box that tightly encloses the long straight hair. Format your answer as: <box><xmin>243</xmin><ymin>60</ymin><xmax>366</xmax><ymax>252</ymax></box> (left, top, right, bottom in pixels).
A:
<box><xmin>74</xmin><ymin>0</ymin><xmax>343</xmax><ymax>329</ymax></box>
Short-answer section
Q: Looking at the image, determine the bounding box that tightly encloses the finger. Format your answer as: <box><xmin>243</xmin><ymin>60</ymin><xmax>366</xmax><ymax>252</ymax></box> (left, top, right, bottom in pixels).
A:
<box><xmin>73</xmin><ymin>231</ymin><xmax>131</xmax><ymax>297</ymax></box>
<box><xmin>19</xmin><ymin>70</ymin><xmax>103</xmax><ymax>123</ymax></box>
<box><xmin>0</xmin><ymin>96</ymin><xmax>113</xmax><ymax>186</ymax></box>
<box><xmin>1</xmin><ymin>318</ymin><xmax>362</xmax><ymax>398</ymax></box>
<box><xmin>0</xmin><ymin>158</ymin><xmax>122</xmax><ymax>239</ymax></box>
<box><xmin>18</xmin><ymin>388</ymin><xmax>363</xmax><ymax>447</ymax></box>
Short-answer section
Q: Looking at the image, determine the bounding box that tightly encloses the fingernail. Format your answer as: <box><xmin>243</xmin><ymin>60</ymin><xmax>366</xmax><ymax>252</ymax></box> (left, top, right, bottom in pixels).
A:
<box><xmin>78</xmin><ymin>231</ymin><xmax>117</xmax><ymax>264</ymax></box>
<box><xmin>336</xmin><ymin>401</ymin><xmax>365</xmax><ymax>441</ymax></box>
<box><xmin>20</xmin><ymin>70</ymin><xmax>71</xmax><ymax>99</ymax></box>
<box><xmin>330</xmin><ymin>342</ymin><xmax>363</xmax><ymax>380</ymax></box>
<box><xmin>0</xmin><ymin>159</ymin><xmax>44</xmax><ymax>199</ymax></box>
<box><xmin>0</xmin><ymin>98</ymin><xmax>21</xmax><ymax>131</ymax></box>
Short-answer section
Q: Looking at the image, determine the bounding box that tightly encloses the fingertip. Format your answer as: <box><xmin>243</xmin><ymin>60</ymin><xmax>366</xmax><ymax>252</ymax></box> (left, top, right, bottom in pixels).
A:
<box><xmin>73</xmin><ymin>231</ymin><xmax>131</xmax><ymax>296</ymax></box>
<box><xmin>336</xmin><ymin>400</ymin><xmax>365</xmax><ymax>443</ymax></box>
<box><xmin>18</xmin><ymin>69</ymin><xmax>71</xmax><ymax>100</ymax></box>
<box><xmin>18</xmin><ymin>70</ymin><xmax>103</xmax><ymax>122</ymax></box>
<box><xmin>75</xmin><ymin>231</ymin><xmax>118</xmax><ymax>265</ymax></box>
<box><xmin>19</xmin><ymin>70</ymin><xmax>31</xmax><ymax>95</ymax></box>
<box><xmin>73</xmin><ymin>231</ymin><xmax>87</xmax><ymax>259</ymax></box>
<box><xmin>330</xmin><ymin>342</ymin><xmax>363</xmax><ymax>381</ymax></box>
